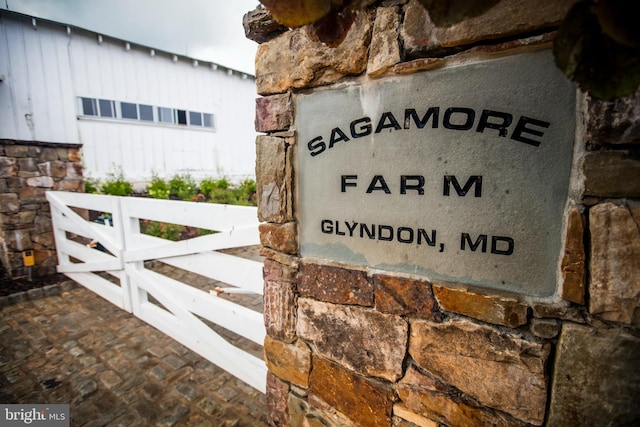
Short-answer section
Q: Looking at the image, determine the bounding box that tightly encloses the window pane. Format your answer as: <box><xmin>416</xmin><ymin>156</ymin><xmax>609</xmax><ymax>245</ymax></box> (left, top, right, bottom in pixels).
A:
<box><xmin>81</xmin><ymin>98</ymin><xmax>97</xmax><ymax>116</ymax></box>
<box><xmin>203</xmin><ymin>113</ymin><xmax>214</xmax><ymax>128</ymax></box>
<box><xmin>189</xmin><ymin>111</ymin><xmax>202</xmax><ymax>126</ymax></box>
<box><xmin>139</xmin><ymin>104</ymin><xmax>153</xmax><ymax>121</ymax></box>
<box><xmin>176</xmin><ymin>109</ymin><xmax>187</xmax><ymax>125</ymax></box>
<box><xmin>98</xmin><ymin>99</ymin><xmax>114</xmax><ymax>117</ymax></box>
<box><xmin>121</xmin><ymin>102</ymin><xmax>138</xmax><ymax>119</ymax></box>
<box><xmin>158</xmin><ymin>107</ymin><xmax>173</xmax><ymax>123</ymax></box>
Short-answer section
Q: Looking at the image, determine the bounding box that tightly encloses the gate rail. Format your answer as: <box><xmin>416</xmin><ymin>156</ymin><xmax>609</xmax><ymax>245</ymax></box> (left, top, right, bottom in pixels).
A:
<box><xmin>46</xmin><ymin>191</ymin><xmax>266</xmax><ymax>392</ymax></box>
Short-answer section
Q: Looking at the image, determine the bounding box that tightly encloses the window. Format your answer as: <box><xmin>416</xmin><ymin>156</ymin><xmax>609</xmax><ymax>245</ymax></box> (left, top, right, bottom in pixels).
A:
<box><xmin>99</xmin><ymin>99</ymin><xmax>115</xmax><ymax>117</ymax></box>
<box><xmin>203</xmin><ymin>113</ymin><xmax>214</xmax><ymax>128</ymax></box>
<box><xmin>158</xmin><ymin>107</ymin><xmax>173</xmax><ymax>123</ymax></box>
<box><xmin>189</xmin><ymin>111</ymin><xmax>202</xmax><ymax>126</ymax></box>
<box><xmin>176</xmin><ymin>109</ymin><xmax>187</xmax><ymax>125</ymax></box>
<box><xmin>81</xmin><ymin>98</ymin><xmax>97</xmax><ymax>116</ymax></box>
<box><xmin>78</xmin><ymin>97</ymin><xmax>214</xmax><ymax>130</ymax></box>
<box><xmin>139</xmin><ymin>104</ymin><xmax>153</xmax><ymax>121</ymax></box>
<box><xmin>121</xmin><ymin>102</ymin><xmax>138</xmax><ymax>119</ymax></box>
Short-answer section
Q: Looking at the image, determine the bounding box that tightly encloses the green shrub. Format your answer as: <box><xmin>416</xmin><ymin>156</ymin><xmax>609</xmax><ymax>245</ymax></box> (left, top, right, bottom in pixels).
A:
<box><xmin>169</xmin><ymin>173</ymin><xmax>198</xmax><ymax>200</ymax></box>
<box><xmin>147</xmin><ymin>174</ymin><xmax>170</xmax><ymax>199</ymax></box>
<box><xmin>84</xmin><ymin>176</ymin><xmax>100</xmax><ymax>194</ymax></box>
<box><xmin>140</xmin><ymin>220</ymin><xmax>183</xmax><ymax>241</ymax></box>
<box><xmin>100</xmin><ymin>171</ymin><xmax>133</xmax><ymax>196</ymax></box>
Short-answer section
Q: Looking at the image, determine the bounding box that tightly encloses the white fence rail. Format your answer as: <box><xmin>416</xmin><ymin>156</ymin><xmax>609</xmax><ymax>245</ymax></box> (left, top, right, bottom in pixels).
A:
<box><xmin>46</xmin><ymin>191</ymin><xmax>267</xmax><ymax>392</ymax></box>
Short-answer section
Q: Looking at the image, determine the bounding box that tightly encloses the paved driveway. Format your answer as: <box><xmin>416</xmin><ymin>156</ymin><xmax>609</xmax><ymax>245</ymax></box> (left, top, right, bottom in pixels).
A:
<box><xmin>0</xmin><ymin>272</ymin><xmax>267</xmax><ymax>426</ymax></box>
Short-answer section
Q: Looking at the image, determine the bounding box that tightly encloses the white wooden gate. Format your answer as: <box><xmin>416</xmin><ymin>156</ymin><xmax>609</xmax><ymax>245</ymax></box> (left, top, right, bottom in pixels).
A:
<box><xmin>46</xmin><ymin>191</ymin><xmax>267</xmax><ymax>392</ymax></box>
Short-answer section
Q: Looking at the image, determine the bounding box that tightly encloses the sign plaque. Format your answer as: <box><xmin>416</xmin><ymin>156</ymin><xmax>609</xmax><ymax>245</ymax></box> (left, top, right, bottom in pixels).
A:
<box><xmin>296</xmin><ymin>50</ymin><xmax>576</xmax><ymax>297</ymax></box>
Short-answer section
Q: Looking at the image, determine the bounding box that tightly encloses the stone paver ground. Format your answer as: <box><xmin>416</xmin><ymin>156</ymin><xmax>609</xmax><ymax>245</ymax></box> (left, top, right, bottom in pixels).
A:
<box><xmin>0</xmin><ymin>247</ymin><xmax>268</xmax><ymax>426</ymax></box>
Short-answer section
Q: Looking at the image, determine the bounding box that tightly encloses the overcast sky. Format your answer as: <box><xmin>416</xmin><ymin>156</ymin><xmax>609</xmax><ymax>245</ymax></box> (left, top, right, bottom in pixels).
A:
<box><xmin>1</xmin><ymin>0</ymin><xmax>260</xmax><ymax>75</ymax></box>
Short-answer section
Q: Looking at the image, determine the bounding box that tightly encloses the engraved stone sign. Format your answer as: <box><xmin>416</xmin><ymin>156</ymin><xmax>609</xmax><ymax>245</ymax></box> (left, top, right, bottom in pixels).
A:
<box><xmin>296</xmin><ymin>50</ymin><xmax>576</xmax><ymax>297</ymax></box>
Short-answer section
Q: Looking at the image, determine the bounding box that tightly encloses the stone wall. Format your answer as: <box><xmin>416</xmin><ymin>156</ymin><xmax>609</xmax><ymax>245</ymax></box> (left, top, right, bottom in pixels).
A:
<box><xmin>248</xmin><ymin>1</ymin><xmax>640</xmax><ymax>426</ymax></box>
<box><xmin>0</xmin><ymin>140</ymin><xmax>83</xmax><ymax>281</ymax></box>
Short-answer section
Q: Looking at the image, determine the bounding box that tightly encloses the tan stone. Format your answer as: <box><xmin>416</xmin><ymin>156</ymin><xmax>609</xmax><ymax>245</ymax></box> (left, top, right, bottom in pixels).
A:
<box><xmin>298</xmin><ymin>263</ymin><xmax>373</xmax><ymax>306</ymax></box>
<box><xmin>589</xmin><ymin>203</ymin><xmax>640</xmax><ymax>324</ymax></box>
<box><xmin>367</xmin><ymin>6</ymin><xmax>402</xmax><ymax>77</ymax></box>
<box><xmin>309</xmin><ymin>356</ymin><xmax>395</xmax><ymax>427</ymax></box>
<box><xmin>401</xmin><ymin>0</ymin><xmax>577</xmax><ymax>55</ymax></box>
<box><xmin>583</xmin><ymin>151</ymin><xmax>640</xmax><ymax>197</ymax></box>
<box><xmin>548</xmin><ymin>323</ymin><xmax>640</xmax><ymax>426</ymax></box>
<box><xmin>561</xmin><ymin>207</ymin><xmax>586</xmax><ymax>304</ymax></box>
<box><xmin>18</xmin><ymin>186</ymin><xmax>47</xmax><ymax>203</ymax></box>
<box><xmin>373</xmin><ymin>274</ymin><xmax>440</xmax><ymax>319</ymax></box>
<box><xmin>264</xmin><ymin>336</ymin><xmax>311</xmax><ymax>388</ymax></box>
<box><xmin>255</xmin><ymin>93</ymin><xmax>293</xmax><ymax>133</ymax></box>
<box><xmin>432</xmin><ymin>285</ymin><xmax>528</xmax><ymax>328</ymax></box>
<box><xmin>393</xmin><ymin>404</ymin><xmax>438</xmax><ymax>427</ymax></box>
<box><xmin>263</xmin><ymin>259</ymin><xmax>298</xmax><ymax>342</ymax></box>
<box><xmin>259</xmin><ymin>246</ymin><xmax>299</xmax><ymax>268</ymax></box>
<box><xmin>297</xmin><ymin>298</ymin><xmax>407</xmax><ymax>382</ymax></box>
<box><xmin>409</xmin><ymin>319</ymin><xmax>549</xmax><ymax>424</ymax></box>
<box><xmin>256</xmin><ymin>135</ymin><xmax>293</xmax><ymax>223</ymax></box>
<box><xmin>68</xmin><ymin>148</ymin><xmax>82</xmax><ymax>162</ymax></box>
<box><xmin>255</xmin><ymin>11</ymin><xmax>373</xmax><ymax>95</ymax></box>
<box><xmin>260</xmin><ymin>222</ymin><xmax>297</xmax><ymax>254</ymax></box>
<box><xmin>266</xmin><ymin>372</ymin><xmax>290</xmax><ymax>427</ymax></box>
<box><xmin>397</xmin><ymin>365</ymin><xmax>520</xmax><ymax>427</ymax></box>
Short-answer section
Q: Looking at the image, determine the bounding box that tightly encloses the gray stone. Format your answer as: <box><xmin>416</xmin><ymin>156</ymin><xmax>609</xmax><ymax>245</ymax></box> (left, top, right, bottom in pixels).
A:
<box><xmin>243</xmin><ymin>5</ymin><xmax>288</xmax><ymax>44</ymax></box>
<box><xmin>548</xmin><ymin>323</ymin><xmax>640</xmax><ymax>426</ymax></box>
<box><xmin>297</xmin><ymin>298</ymin><xmax>408</xmax><ymax>382</ymax></box>
<box><xmin>587</xmin><ymin>90</ymin><xmax>640</xmax><ymax>145</ymax></box>
<box><xmin>367</xmin><ymin>6</ymin><xmax>402</xmax><ymax>77</ymax></box>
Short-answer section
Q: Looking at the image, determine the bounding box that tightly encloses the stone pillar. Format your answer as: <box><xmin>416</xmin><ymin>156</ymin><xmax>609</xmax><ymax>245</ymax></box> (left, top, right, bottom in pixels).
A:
<box><xmin>248</xmin><ymin>1</ymin><xmax>640</xmax><ymax>426</ymax></box>
<box><xmin>0</xmin><ymin>140</ymin><xmax>83</xmax><ymax>281</ymax></box>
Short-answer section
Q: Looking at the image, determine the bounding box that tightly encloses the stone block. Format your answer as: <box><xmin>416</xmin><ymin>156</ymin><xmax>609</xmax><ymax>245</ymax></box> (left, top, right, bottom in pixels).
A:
<box><xmin>54</xmin><ymin>180</ymin><xmax>84</xmax><ymax>192</ymax></box>
<box><xmin>583</xmin><ymin>151</ymin><xmax>640</xmax><ymax>197</ymax></box>
<box><xmin>4</xmin><ymin>145</ymin><xmax>29</xmax><ymax>157</ymax></box>
<box><xmin>19</xmin><ymin>186</ymin><xmax>47</xmax><ymax>203</ymax></box>
<box><xmin>243</xmin><ymin>4</ymin><xmax>288</xmax><ymax>44</ymax></box>
<box><xmin>0</xmin><ymin>157</ymin><xmax>18</xmax><ymax>178</ymax></box>
<box><xmin>255</xmin><ymin>11</ymin><xmax>373</xmax><ymax>95</ymax></box>
<box><xmin>68</xmin><ymin>148</ymin><xmax>82</xmax><ymax>162</ymax></box>
<box><xmin>561</xmin><ymin>207</ymin><xmax>586</xmax><ymax>304</ymax></box>
<box><xmin>259</xmin><ymin>222</ymin><xmax>297</xmax><ymax>254</ymax></box>
<box><xmin>298</xmin><ymin>263</ymin><xmax>373</xmax><ymax>306</ymax></box>
<box><xmin>264</xmin><ymin>336</ymin><xmax>311</xmax><ymax>388</ymax></box>
<box><xmin>297</xmin><ymin>298</ymin><xmax>408</xmax><ymax>381</ymax></box>
<box><xmin>18</xmin><ymin>157</ymin><xmax>38</xmax><ymax>172</ymax></box>
<box><xmin>309</xmin><ymin>356</ymin><xmax>395</xmax><ymax>427</ymax></box>
<box><xmin>38</xmin><ymin>147</ymin><xmax>58</xmax><ymax>162</ymax></box>
<box><xmin>531</xmin><ymin>302</ymin><xmax>585</xmax><ymax>323</ymax></box>
<box><xmin>255</xmin><ymin>93</ymin><xmax>293</xmax><ymax>133</ymax></box>
<box><xmin>367</xmin><ymin>6</ymin><xmax>402</xmax><ymax>77</ymax></box>
<box><xmin>266</xmin><ymin>372</ymin><xmax>290</xmax><ymax>427</ymax></box>
<box><xmin>432</xmin><ymin>284</ymin><xmax>528</xmax><ymax>327</ymax></box>
<box><xmin>26</xmin><ymin>176</ymin><xmax>54</xmax><ymax>188</ymax></box>
<box><xmin>548</xmin><ymin>323</ymin><xmax>640</xmax><ymax>426</ymax></box>
<box><xmin>586</xmin><ymin>90</ymin><xmax>640</xmax><ymax>145</ymax></box>
<box><xmin>0</xmin><ymin>193</ymin><xmax>20</xmax><ymax>213</ymax></box>
<box><xmin>589</xmin><ymin>202</ymin><xmax>640</xmax><ymax>324</ymax></box>
<box><xmin>256</xmin><ymin>135</ymin><xmax>293</xmax><ymax>223</ymax></box>
<box><xmin>263</xmin><ymin>259</ymin><xmax>298</xmax><ymax>342</ymax></box>
<box><xmin>289</xmin><ymin>393</ymin><xmax>354</xmax><ymax>427</ymax></box>
<box><xmin>393</xmin><ymin>404</ymin><xmax>438</xmax><ymax>427</ymax></box>
<box><xmin>66</xmin><ymin>162</ymin><xmax>83</xmax><ymax>179</ymax></box>
<box><xmin>373</xmin><ymin>274</ymin><xmax>440</xmax><ymax>319</ymax></box>
<box><xmin>401</xmin><ymin>0</ymin><xmax>577</xmax><ymax>56</ymax></box>
<box><xmin>529</xmin><ymin>318</ymin><xmax>560</xmax><ymax>339</ymax></box>
<box><xmin>409</xmin><ymin>319</ymin><xmax>549</xmax><ymax>424</ymax></box>
<box><xmin>38</xmin><ymin>161</ymin><xmax>67</xmax><ymax>179</ymax></box>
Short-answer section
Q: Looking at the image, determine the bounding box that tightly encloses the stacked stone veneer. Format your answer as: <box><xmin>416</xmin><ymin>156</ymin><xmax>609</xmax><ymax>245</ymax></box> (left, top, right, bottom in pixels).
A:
<box><xmin>250</xmin><ymin>1</ymin><xmax>640</xmax><ymax>426</ymax></box>
<box><xmin>0</xmin><ymin>140</ymin><xmax>83</xmax><ymax>280</ymax></box>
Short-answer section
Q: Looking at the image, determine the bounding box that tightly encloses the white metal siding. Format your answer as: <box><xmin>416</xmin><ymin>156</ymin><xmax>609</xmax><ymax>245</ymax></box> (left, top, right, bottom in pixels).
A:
<box><xmin>0</xmin><ymin>11</ymin><xmax>256</xmax><ymax>183</ymax></box>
